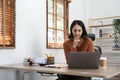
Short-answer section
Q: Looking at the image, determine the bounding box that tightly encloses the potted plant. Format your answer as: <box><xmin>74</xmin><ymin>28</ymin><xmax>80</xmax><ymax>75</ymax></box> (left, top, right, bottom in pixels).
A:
<box><xmin>112</xmin><ymin>19</ymin><xmax>120</xmax><ymax>49</ymax></box>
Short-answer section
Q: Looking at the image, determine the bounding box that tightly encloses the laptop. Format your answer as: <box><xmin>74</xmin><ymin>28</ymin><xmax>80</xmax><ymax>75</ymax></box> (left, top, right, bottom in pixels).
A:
<box><xmin>68</xmin><ymin>52</ymin><xmax>100</xmax><ymax>69</ymax></box>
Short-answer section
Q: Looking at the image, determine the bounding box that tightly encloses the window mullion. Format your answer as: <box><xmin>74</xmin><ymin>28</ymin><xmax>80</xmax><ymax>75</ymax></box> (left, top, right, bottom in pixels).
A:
<box><xmin>64</xmin><ymin>0</ymin><xmax>68</xmax><ymax>41</ymax></box>
<box><xmin>55</xmin><ymin>0</ymin><xmax>57</xmax><ymax>44</ymax></box>
<box><xmin>3</xmin><ymin>0</ymin><xmax>6</xmax><ymax>48</ymax></box>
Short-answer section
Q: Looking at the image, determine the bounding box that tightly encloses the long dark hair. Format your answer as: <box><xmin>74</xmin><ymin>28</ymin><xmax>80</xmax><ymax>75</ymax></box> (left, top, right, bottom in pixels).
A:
<box><xmin>68</xmin><ymin>20</ymin><xmax>88</xmax><ymax>39</ymax></box>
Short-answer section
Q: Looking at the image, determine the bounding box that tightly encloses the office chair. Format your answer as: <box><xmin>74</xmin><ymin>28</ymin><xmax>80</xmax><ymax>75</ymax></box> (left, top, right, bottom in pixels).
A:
<box><xmin>88</xmin><ymin>33</ymin><xmax>102</xmax><ymax>55</ymax></box>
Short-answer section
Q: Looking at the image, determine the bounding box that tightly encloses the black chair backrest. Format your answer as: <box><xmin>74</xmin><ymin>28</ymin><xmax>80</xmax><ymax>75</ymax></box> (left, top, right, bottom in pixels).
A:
<box><xmin>88</xmin><ymin>34</ymin><xmax>95</xmax><ymax>41</ymax></box>
<box><xmin>88</xmin><ymin>34</ymin><xmax>102</xmax><ymax>55</ymax></box>
<box><xmin>94</xmin><ymin>46</ymin><xmax>102</xmax><ymax>55</ymax></box>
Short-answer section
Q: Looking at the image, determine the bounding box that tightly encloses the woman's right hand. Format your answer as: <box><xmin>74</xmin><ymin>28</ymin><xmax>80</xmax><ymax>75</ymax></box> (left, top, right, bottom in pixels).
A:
<box><xmin>73</xmin><ymin>39</ymin><xmax>80</xmax><ymax>48</ymax></box>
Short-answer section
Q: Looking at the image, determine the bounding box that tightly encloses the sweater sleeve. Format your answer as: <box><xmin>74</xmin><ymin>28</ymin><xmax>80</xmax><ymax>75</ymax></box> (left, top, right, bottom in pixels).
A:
<box><xmin>87</xmin><ymin>40</ymin><xmax>95</xmax><ymax>52</ymax></box>
<box><xmin>63</xmin><ymin>41</ymin><xmax>77</xmax><ymax>63</ymax></box>
<box><xmin>63</xmin><ymin>42</ymin><xmax>69</xmax><ymax>63</ymax></box>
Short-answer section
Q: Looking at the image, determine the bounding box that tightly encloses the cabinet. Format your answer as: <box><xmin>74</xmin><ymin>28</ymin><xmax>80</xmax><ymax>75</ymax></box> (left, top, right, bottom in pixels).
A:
<box><xmin>88</xmin><ymin>16</ymin><xmax>120</xmax><ymax>47</ymax></box>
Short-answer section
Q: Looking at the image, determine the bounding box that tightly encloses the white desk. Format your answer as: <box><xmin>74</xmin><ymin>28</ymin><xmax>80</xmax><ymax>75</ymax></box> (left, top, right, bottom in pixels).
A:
<box><xmin>0</xmin><ymin>63</ymin><xmax>120</xmax><ymax>80</ymax></box>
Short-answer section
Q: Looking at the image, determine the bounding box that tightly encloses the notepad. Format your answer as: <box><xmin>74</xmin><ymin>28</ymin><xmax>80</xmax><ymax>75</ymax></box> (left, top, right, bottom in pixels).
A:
<box><xmin>46</xmin><ymin>64</ymin><xmax>68</xmax><ymax>68</ymax></box>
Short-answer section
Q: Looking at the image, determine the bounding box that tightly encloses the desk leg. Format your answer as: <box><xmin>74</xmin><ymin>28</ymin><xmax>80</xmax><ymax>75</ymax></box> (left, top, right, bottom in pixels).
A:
<box><xmin>16</xmin><ymin>70</ymin><xmax>24</xmax><ymax>80</ymax></box>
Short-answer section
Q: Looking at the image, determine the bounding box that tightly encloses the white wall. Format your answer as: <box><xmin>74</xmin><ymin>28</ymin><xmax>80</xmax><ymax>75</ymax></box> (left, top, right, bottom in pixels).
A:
<box><xmin>0</xmin><ymin>0</ymin><xmax>65</xmax><ymax>64</ymax></box>
<box><xmin>69</xmin><ymin>0</ymin><xmax>83</xmax><ymax>26</ymax></box>
<box><xmin>0</xmin><ymin>0</ymin><xmax>43</xmax><ymax>65</ymax></box>
<box><xmin>0</xmin><ymin>0</ymin><xmax>120</xmax><ymax>80</ymax></box>
<box><xmin>88</xmin><ymin>0</ymin><xmax>120</xmax><ymax>18</ymax></box>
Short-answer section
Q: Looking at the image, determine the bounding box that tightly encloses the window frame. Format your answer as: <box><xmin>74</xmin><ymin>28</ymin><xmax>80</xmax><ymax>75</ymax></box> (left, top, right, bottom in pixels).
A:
<box><xmin>0</xmin><ymin>0</ymin><xmax>16</xmax><ymax>49</ymax></box>
<box><xmin>46</xmin><ymin>0</ymin><xmax>69</xmax><ymax>49</ymax></box>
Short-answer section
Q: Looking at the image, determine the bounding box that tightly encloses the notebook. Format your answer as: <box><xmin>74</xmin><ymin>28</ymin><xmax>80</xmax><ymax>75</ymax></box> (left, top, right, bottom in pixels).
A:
<box><xmin>68</xmin><ymin>52</ymin><xmax>100</xmax><ymax>69</ymax></box>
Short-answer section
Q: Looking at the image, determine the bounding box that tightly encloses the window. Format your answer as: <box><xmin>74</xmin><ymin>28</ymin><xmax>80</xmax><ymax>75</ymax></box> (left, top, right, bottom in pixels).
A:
<box><xmin>0</xmin><ymin>0</ymin><xmax>15</xmax><ymax>48</ymax></box>
<box><xmin>46</xmin><ymin>0</ymin><xmax>69</xmax><ymax>49</ymax></box>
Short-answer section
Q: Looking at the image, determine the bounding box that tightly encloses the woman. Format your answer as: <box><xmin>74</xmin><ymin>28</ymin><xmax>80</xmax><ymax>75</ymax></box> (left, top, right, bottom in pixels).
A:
<box><xmin>57</xmin><ymin>20</ymin><xmax>94</xmax><ymax>80</ymax></box>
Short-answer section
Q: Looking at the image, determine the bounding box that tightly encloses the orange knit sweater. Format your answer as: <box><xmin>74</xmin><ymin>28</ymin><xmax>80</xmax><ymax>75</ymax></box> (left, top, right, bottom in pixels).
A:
<box><xmin>63</xmin><ymin>38</ymin><xmax>94</xmax><ymax>63</ymax></box>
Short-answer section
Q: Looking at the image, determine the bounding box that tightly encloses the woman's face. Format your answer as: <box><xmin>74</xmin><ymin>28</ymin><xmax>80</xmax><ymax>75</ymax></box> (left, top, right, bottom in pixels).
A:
<box><xmin>72</xmin><ymin>24</ymin><xmax>83</xmax><ymax>39</ymax></box>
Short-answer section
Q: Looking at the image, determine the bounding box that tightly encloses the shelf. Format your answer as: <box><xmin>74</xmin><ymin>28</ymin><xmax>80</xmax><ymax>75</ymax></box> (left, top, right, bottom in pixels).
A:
<box><xmin>94</xmin><ymin>46</ymin><xmax>113</xmax><ymax>47</ymax></box>
<box><xmin>112</xmin><ymin>48</ymin><xmax>120</xmax><ymax>50</ymax></box>
<box><xmin>90</xmin><ymin>24</ymin><xmax>113</xmax><ymax>27</ymax></box>
<box><xmin>96</xmin><ymin>37</ymin><xmax>114</xmax><ymax>39</ymax></box>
